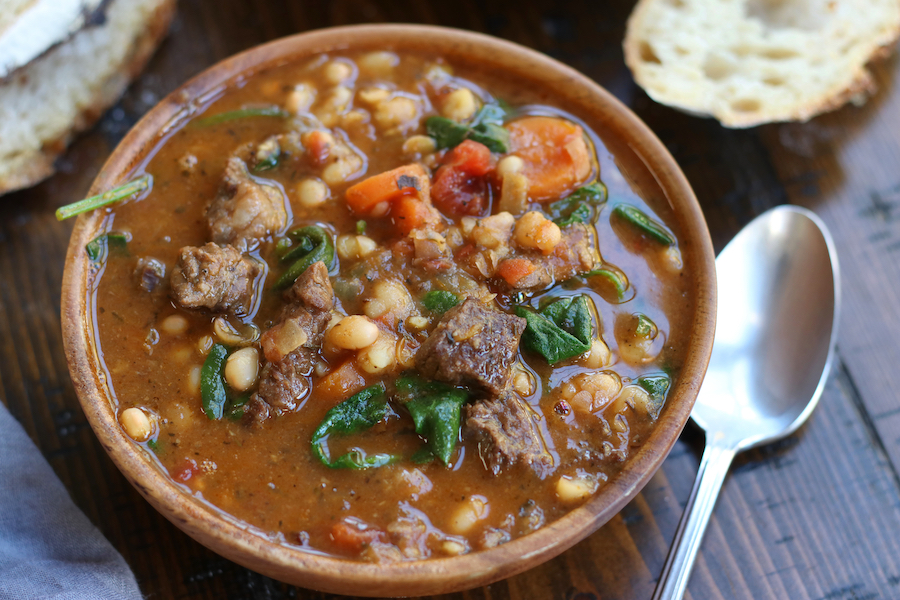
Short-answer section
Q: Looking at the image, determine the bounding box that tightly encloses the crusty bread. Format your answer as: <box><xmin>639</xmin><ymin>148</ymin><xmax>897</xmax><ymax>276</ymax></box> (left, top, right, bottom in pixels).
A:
<box><xmin>0</xmin><ymin>0</ymin><xmax>175</xmax><ymax>195</ymax></box>
<box><xmin>624</xmin><ymin>0</ymin><xmax>900</xmax><ymax>128</ymax></box>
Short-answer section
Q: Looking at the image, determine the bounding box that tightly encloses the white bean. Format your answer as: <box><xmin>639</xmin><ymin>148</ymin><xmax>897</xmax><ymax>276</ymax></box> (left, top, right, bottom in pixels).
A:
<box><xmin>356</xmin><ymin>332</ymin><xmax>396</xmax><ymax>374</ymax></box>
<box><xmin>496</xmin><ymin>155</ymin><xmax>524</xmax><ymax>177</ymax></box>
<box><xmin>286</xmin><ymin>83</ymin><xmax>316</xmax><ymax>114</ymax></box>
<box><xmin>403</xmin><ymin>134</ymin><xmax>437</xmax><ymax>155</ymax></box>
<box><xmin>324</xmin><ymin>60</ymin><xmax>354</xmax><ymax>85</ymax></box>
<box><xmin>448</xmin><ymin>496</ymin><xmax>489</xmax><ymax>534</ymax></box>
<box><xmin>224</xmin><ymin>347</ymin><xmax>259</xmax><ymax>392</ymax></box>
<box><xmin>160</xmin><ymin>314</ymin><xmax>189</xmax><ymax>336</ymax></box>
<box><xmin>373</xmin><ymin>96</ymin><xmax>418</xmax><ymax>130</ymax></box>
<box><xmin>357</xmin><ymin>51</ymin><xmax>398</xmax><ymax>77</ymax></box>
<box><xmin>327</xmin><ymin>315</ymin><xmax>379</xmax><ymax>350</ymax></box>
<box><xmin>556</xmin><ymin>475</ymin><xmax>597</xmax><ymax>502</ymax></box>
<box><xmin>120</xmin><ymin>407</ymin><xmax>152</xmax><ymax>442</ymax></box>
<box><xmin>441</xmin><ymin>88</ymin><xmax>477</xmax><ymax>122</ymax></box>
<box><xmin>296</xmin><ymin>178</ymin><xmax>329</xmax><ymax>208</ymax></box>
<box><xmin>515</xmin><ymin>211</ymin><xmax>562</xmax><ymax>254</ymax></box>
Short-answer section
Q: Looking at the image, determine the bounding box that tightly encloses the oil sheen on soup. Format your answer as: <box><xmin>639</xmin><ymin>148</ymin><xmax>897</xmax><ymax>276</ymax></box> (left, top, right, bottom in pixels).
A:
<box><xmin>90</xmin><ymin>50</ymin><xmax>694</xmax><ymax>562</ymax></box>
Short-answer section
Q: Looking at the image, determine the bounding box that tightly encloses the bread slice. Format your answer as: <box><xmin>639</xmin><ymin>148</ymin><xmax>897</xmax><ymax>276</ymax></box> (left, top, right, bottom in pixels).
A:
<box><xmin>0</xmin><ymin>0</ymin><xmax>175</xmax><ymax>195</ymax></box>
<box><xmin>624</xmin><ymin>0</ymin><xmax>900</xmax><ymax>128</ymax></box>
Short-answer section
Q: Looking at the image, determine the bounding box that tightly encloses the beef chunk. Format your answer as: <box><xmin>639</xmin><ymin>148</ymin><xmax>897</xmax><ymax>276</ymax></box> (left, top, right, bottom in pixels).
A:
<box><xmin>134</xmin><ymin>257</ymin><xmax>165</xmax><ymax>293</ymax></box>
<box><xmin>415</xmin><ymin>298</ymin><xmax>526</xmax><ymax>397</ymax></box>
<box><xmin>466</xmin><ymin>395</ymin><xmax>551</xmax><ymax>475</ymax></box>
<box><xmin>246</xmin><ymin>262</ymin><xmax>335</xmax><ymax>425</ymax></box>
<box><xmin>500</xmin><ymin>223</ymin><xmax>599</xmax><ymax>290</ymax></box>
<box><xmin>207</xmin><ymin>157</ymin><xmax>287</xmax><ymax>251</ymax></box>
<box><xmin>169</xmin><ymin>243</ymin><xmax>259</xmax><ymax>313</ymax></box>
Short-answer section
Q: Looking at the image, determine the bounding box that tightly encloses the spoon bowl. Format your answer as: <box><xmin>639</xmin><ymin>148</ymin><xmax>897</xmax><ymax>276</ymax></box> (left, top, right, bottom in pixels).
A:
<box><xmin>694</xmin><ymin>205</ymin><xmax>840</xmax><ymax>451</ymax></box>
<box><xmin>653</xmin><ymin>204</ymin><xmax>840</xmax><ymax>600</ymax></box>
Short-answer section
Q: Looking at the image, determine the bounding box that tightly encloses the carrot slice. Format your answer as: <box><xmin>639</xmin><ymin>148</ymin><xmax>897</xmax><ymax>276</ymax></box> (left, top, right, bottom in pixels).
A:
<box><xmin>392</xmin><ymin>195</ymin><xmax>439</xmax><ymax>235</ymax></box>
<box><xmin>497</xmin><ymin>258</ymin><xmax>536</xmax><ymax>286</ymax></box>
<box><xmin>331</xmin><ymin>519</ymin><xmax>385</xmax><ymax>553</ymax></box>
<box><xmin>345</xmin><ymin>164</ymin><xmax>430</xmax><ymax>216</ymax></box>
<box><xmin>506</xmin><ymin>116</ymin><xmax>592</xmax><ymax>201</ymax></box>
<box><xmin>316</xmin><ymin>360</ymin><xmax>367</xmax><ymax>404</ymax></box>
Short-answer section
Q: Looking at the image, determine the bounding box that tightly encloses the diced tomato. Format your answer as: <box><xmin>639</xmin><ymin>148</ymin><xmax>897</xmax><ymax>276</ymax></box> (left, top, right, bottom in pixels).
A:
<box><xmin>304</xmin><ymin>130</ymin><xmax>332</xmax><ymax>166</ymax></box>
<box><xmin>173</xmin><ymin>458</ymin><xmax>199</xmax><ymax>484</ymax></box>
<box><xmin>444</xmin><ymin>139</ymin><xmax>493</xmax><ymax>176</ymax></box>
<box><xmin>454</xmin><ymin>243</ymin><xmax>478</xmax><ymax>262</ymax></box>
<box><xmin>506</xmin><ymin>116</ymin><xmax>592</xmax><ymax>201</ymax></box>
<box><xmin>331</xmin><ymin>519</ymin><xmax>386</xmax><ymax>553</ymax></box>
<box><xmin>432</xmin><ymin>165</ymin><xmax>489</xmax><ymax>217</ymax></box>
<box><xmin>496</xmin><ymin>258</ymin><xmax>537</xmax><ymax>286</ymax></box>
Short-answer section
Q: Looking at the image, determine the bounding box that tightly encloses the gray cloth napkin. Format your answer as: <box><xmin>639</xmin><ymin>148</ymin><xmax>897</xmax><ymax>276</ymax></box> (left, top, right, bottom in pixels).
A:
<box><xmin>0</xmin><ymin>401</ymin><xmax>142</xmax><ymax>600</ymax></box>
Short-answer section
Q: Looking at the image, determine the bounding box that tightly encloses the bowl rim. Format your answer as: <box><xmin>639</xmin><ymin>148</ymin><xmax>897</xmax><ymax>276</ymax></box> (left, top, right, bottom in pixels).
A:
<box><xmin>61</xmin><ymin>23</ymin><xmax>716</xmax><ymax>596</ymax></box>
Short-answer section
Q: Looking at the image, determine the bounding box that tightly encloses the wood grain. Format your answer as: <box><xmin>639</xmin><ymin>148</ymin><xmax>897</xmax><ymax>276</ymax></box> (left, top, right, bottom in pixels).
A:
<box><xmin>2</xmin><ymin>0</ymin><xmax>900</xmax><ymax>598</ymax></box>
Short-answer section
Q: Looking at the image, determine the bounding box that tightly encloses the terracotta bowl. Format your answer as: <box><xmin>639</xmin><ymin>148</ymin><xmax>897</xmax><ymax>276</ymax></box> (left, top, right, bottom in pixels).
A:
<box><xmin>62</xmin><ymin>24</ymin><xmax>716</xmax><ymax>597</ymax></box>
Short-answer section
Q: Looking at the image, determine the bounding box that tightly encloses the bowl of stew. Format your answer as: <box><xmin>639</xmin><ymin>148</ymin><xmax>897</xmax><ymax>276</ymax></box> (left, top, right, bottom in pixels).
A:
<box><xmin>61</xmin><ymin>24</ymin><xmax>715</xmax><ymax>596</ymax></box>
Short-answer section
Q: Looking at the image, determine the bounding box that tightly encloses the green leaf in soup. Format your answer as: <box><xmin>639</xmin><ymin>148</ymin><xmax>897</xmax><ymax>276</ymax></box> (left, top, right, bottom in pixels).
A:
<box><xmin>584</xmin><ymin>265</ymin><xmax>629</xmax><ymax>300</ymax></box>
<box><xmin>634</xmin><ymin>313</ymin><xmax>657</xmax><ymax>338</ymax></box>
<box><xmin>422</xmin><ymin>290</ymin><xmax>460</xmax><ymax>315</ymax></box>
<box><xmin>85</xmin><ymin>231</ymin><xmax>130</xmax><ymax>261</ymax></box>
<box><xmin>225</xmin><ymin>394</ymin><xmax>250</xmax><ymax>421</ymax></box>
<box><xmin>548</xmin><ymin>182</ymin><xmax>608</xmax><ymax>226</ymax></box>
<box><xmin>426</xmin><ymin>116</ymin><xmax>469</xmax><ymax>149</ymax></box>
<box><xmin>516</xmin><ymin>295</ymin><xmax>595</xmax><ymax>364</ymax></box>
<box><xmin>468</xmin><ymin>123</ymin><xmax>509</xmax><ymax>153</ymax></box>
<box><xmin>193</xmin><ymin>106</ymin><xmax>289</xmax><ymax>128</ymax></box>
<box><xmin>612</xmin><ymin>203</ymin><xmax>676</xmax><ymax>246</ymax></box>
<box><xmin>356</xmin><ymin>220</ymin><xmax>367</xmax><ymax>235</ymax></box>
<box><xmin>539</xmin><ymin>296</ymin><xmax>593</xmax><ymax>346</ymax></box>
<box><xmin>252</xmin><ymin>137</ymin><xmax>281</xmax><ymax>173</ymax></box>
<box><xmin>310</xmin><ymin>383</ymin><xmax>400</xmax><ymax>469</ymax></box>
<box><xmin>56</xmin><ymin>174</ymin><xmax>151</xmax><ymax>221</ymax></box>
<box><xmin>470</xmin><ymin>102</ymin><xmax>508</xmax><ymax>127</ymax></box>
<box><xmin>275</xmin><ymin>226</ymin><xmax>336</xmax><ymax>290</ymax></box>
<box><xmin>201</xmin><ymin>344</ymin><xmax>229</xmax><ymax>420</ymax></box>
<box><xmin>637</xmin><ymin>373</ymin><xmax>670</xmax><ymax>419</ymax></box>
<box><xmin>395</xmin><ymin>373</ymin><xmax>470</xmax><ymax>467</ymax></box>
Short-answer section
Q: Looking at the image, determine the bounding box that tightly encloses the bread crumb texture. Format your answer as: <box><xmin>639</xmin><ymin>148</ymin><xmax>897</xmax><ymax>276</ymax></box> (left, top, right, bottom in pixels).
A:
<box><xmin>624</xmin><ymin>0</ymin><xmax>900</xmax><ymax>127</ymax></box>
<box><xmin>0</xmin><ymin>0</ymin><xmax>175</xmax><ymax>194</ymax></box>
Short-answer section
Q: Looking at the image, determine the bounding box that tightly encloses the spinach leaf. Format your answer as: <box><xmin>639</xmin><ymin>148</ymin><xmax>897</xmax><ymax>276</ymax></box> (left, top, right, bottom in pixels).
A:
<box><xmin>584</xmin><ymin>266</ymin><xmax>629</xmax><ymax>300</ymax></box>
<box><xmin>468</xmin><ymin>123</ymin><xmax>509</xmax><ymax>153</ymax></box>
<box><xmin>612</xmin><ymin>204</ymin><xmax>675</xmax><ymax>246</ymax></box>
<box><xmin>275</xmin><ymin>226</ymin><xmax>336</xmax><ymax>290</ymax></box>
<box><xmin>396</xmin><ymin>374</ymin><xmax>470</xmax><ymax>466</ymax></box>
<box><xmin>193</xmin><ymin>106</ymin><xmax>289</xmax><ymax>128</ymax></box>
<box><xmin>548</xmin><ymin>183</ymin><xmax>608</xmax><ymax>226</ymax></box>
<box><xmin>311</xmin><ymin>383</ymin><xmax>399</xmax><ymax>469</ymax></box>
<box><xmin>426</xmin><ymin>102</ymin><xmax>511</xmax><ymax>152</ymax></box>
<box><xmin>201</xmin><ymin>344</ymin><xmax>229</xmax><ymax>420</ymax></box>
<box><xmin>515</xmin><ymin>295</ymin><xmax>594</xmax><ymax>364</ymax></box>
<box><xmin>470</xmin><ymin>101</ymin><xmax>508</xmax><ymax>127</ymax></box>
<box><xmin>356</xmin><ymin>220</ymin><xmax>367</xmax><ymax>235</ymax></box>
<box><xmin>252</xmin><ymin>138</ymin><xmax>281</xmax><ymax>172</ymax></box>
<box><xmin>56</xmin><ymin>174</ymin><xmax>151</xmax><ymax>221</ymax></box>
<box><xmin>426</xmin><ymin>116</ymin><xmax>469</xmax><ymax>149</ymax></box>
<box><xmin>225</xmin><ymin>394</ymin><xmax>250</xmax><ymax>421</ymax></box>
<box><xmin>422</xmin><ymin>290</ymin><xmax>459</xmax><ymax>315</ymax></box>
<box><xmin>637</xmin><ymin>373</ymin><xmax>670</xmax><ymax>419</ymax></box>
<box><xmin>85</xmin><ymin>231</ymin><xmax>129</xmax><ymax>261</ymax></box>
<box><xmin>634</xmin><ymin>313</ymin><xmax>657</xmax><ymax>338</ymax></box>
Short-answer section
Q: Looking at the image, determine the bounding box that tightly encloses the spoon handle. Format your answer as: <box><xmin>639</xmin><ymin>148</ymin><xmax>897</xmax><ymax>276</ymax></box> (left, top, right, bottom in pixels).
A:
<box><xmin>651</xmin><ymin>442</ymin><xmax>737</xmax><ymax>600</ymax></box>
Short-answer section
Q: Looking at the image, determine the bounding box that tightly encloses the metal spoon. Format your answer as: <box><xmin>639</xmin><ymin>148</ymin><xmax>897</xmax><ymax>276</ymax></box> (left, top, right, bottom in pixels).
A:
<box><xmin>652</xmin><ymin>205</ymin><xmax>841</xmax><ymax>600</ymax></box>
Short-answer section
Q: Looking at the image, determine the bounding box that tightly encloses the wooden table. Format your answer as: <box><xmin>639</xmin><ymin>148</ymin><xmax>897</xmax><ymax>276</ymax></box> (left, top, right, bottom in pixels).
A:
<box><xmin>5</xmin><ymin>1</ymin><xmax>900</xmax><ymax>598</ymax></box>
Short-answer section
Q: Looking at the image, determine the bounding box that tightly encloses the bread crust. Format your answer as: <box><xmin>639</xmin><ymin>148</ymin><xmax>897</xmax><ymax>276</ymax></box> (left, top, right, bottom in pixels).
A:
<box><xmin>0</xmin><ymin>0</ymin><xmax>176</xmax><ymax>195</ymax></box>
<box><xmin>623</xmin><ymin>0</ymin><xmax>900</xmax><ymax>128</ymax></box>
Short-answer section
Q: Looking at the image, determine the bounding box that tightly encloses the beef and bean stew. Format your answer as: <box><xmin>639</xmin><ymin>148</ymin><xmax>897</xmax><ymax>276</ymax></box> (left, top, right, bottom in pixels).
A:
<box><xmin>85</xmin><ymin>50</ymin><xmax>694</xmax><ymax>562</ymax></box>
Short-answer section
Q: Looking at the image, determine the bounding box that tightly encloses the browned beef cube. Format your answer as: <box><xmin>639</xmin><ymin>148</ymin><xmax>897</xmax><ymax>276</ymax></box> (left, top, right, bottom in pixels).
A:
<box><xmin>169</xmin><ymin>243</ymin><xmax>259</xmax><ymax>313</ymax></box>
<box><xmin>415</xmin><ymin>297</ymin><xmax>526</xmax><ymax>397</ymax></box>
<box><xmin>465</xmin><ymin>395</ymin><xmax>551</xmax><ymax>475</ymax></box>
<box><xmin>207</xmin><ymin>157</ymin><xmax>287</xmax><ymax>251</ymax></box>
<box><xmin>246</xmin><ymin>262</ymin><xmax>335</xmax><ymax>426</ymax></box>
